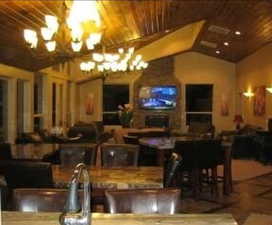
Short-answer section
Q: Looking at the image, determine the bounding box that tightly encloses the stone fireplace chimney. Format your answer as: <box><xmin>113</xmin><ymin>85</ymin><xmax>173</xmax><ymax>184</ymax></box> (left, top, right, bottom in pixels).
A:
<box><xmin>133</xmin><ymin>56</ymin><xmax>181</xmax><ymax>129</ymax></box>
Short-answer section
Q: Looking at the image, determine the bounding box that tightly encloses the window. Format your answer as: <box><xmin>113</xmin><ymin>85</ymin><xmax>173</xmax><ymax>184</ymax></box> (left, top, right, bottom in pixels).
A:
<box><xmin>17</xmin><ymin>79</ymin><xmax>25</xmax><ymax>135</ymax></box>
<box><xmin>34</xmin><ymin>74</ymin><xmax>43</xmax><ymax>131</ymax></box>
<box><xmin>52</xmin><ymin>82</ymin><xmax>57</xmax><ymax>127</ymax></box>
<box><xmin>34</xmin><ymin>75</ymin><xmax>43</xmax><ymax>115</ymax></box>
<box><xmin>103</xmin><ymin>84</ymin><xmax>129</xmax><ymax>125</ymax></box>
<box><xmin>0</xmin><ymin>79</ymin><xmax>7</xmax><ymax>141</ymax></box>
<box><xmin>185</xmin><ymin>84</ymin><xmax>213</xmax><ymax>125</ymax></box>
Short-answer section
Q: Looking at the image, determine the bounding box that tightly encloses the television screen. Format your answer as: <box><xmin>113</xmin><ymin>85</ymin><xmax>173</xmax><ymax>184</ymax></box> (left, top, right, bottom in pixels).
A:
<box><xmin>139</xmin><ymin>86</ymin><xmax>177</xmax><ymax>110</ymax></box>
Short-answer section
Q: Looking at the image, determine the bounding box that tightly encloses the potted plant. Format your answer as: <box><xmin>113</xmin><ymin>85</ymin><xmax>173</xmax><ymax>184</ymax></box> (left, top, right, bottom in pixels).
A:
<box><xmin>118</xmin><ymin>104</ymin><xmax>133</xmax><ymax>128</ymax></box>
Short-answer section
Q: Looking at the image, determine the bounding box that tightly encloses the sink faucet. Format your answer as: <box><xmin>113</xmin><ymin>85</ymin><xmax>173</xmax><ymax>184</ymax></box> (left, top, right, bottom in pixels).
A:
<box><xmin>59</xmin><ymin>163</ymin><xmax>91</xmax><ymax>225</ymax></box>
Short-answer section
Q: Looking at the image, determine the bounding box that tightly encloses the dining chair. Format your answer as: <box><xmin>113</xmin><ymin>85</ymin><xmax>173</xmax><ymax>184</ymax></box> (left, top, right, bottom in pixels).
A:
<box><xmin>173</xmin><ymin>140</ymin><xmax>198</xmax><ymax>197</ymax></box>
<box><xmin>101</xmin><ymin>144</ymin><xmax>139</xmax><ymax>167</ymax></box>
<box><xmin>194</xmin><ymin>139</ymin><xmax>222</xmax><ymax>195</ymax></box>
<box><xmin>164</xmin><ymin>152</ymin><xmax>183</xmax><ymax>187</ymax></box>
<box><xmin>0</xmin><ymin>184</ymin><xmax>8</xmax><ymax>210</ymax></box>
<box><xmin>105</xmin><ymin>188</ymin><xmax>182</xmax><ymax>214</ymax></box>
<box><xmin>0</xmin><ymin>143</ymin><xmax>12</xmax><ymax>160</ymax></box>
<box><xmin>174</xmin><ymin>139</ymin><xmax>222</xmax><ymax>198</ymax></box>
<box><xmin>2</xmin><ymin>160</ymin><xmax>54</xmax><ymax>189</ymax></box>
<box><xmin>59</xmin><ymin>143</ymin><xmax>97</xmax><ymax>168</ymax></box>
<box><xmin>123</xmin><ymin>135</ymin><xmax>139</xmax><ymax>145</ymax></box>
<box><xmin>12</xmin><ymin>188</ymin><xmax>83</xmax><ymax>212</ymax></box>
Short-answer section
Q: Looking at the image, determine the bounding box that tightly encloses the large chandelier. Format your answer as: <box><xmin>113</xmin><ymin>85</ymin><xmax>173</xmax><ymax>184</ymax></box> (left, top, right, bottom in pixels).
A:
<box><xmin>80</xmin><ymin>47</ymin><xmax>149</xmax><ymax>73</ymax></box>
<box><xmin>23</xmin><ymin>1</ymin><xmax>102</xmax><ymax>53</ymax></box>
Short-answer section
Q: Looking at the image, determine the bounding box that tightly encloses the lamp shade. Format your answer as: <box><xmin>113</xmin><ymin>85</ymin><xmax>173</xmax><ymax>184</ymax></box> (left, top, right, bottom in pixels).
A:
<box><xmin>233</xmin><ymin>114</ymin><xmax>244</xmax><ymax>123</ymax></box>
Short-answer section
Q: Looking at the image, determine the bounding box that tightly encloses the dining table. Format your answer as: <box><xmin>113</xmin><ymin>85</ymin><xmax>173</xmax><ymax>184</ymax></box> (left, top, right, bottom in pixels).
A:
<box><xmin>139</xmin><ymin>136</ymin><xmax>233</xmax><ymax>195</ymax></box>
<box><xmin>139</xmin><ymin>137</ymin><xmax>176</xmax><ymax>166</ymax></box>
<box><xmin>52</xmin><ymin>165</ymin><xmax>163</xmax><ymax>189</ymax></box>
<box><xmin>2</xmin><ymin>212</ymin><xmax>238</xmax><ymax>225</ymax></box>
<box><xmin>111</xmin><ymin>127</ymin><xmax>167</xmax><ymax>144</ymax></box>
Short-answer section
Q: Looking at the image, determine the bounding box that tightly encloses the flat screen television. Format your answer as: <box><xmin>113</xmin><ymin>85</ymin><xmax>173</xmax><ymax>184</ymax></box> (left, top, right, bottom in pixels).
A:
<box><xmin>139</xmin><ymin>85</ymin><xmax>177</xmax><ymax>110</ymax></box>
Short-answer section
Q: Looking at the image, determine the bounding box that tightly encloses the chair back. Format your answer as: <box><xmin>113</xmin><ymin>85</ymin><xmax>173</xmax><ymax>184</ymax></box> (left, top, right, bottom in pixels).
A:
<box><xmin>60</xmin><ymin>144</ymin><xmax>96</xmax><ymax>168</ymax></box>
<box><xmin>194</xmin><ymin>139</ymin><xmax>222</xmax><ymax>169</ymax></box>
<box><xmin>174</xmin><ymin>140</ymin><xmax>197</xmax><ymax>171</ymax></box>
<box><xmin>164</xmin><ymin>153</ymin><xmax>182</xmax><ymax>187</ymax></box>
<box><xmin>105</xmin><ymin>188</ymin><xmax>181</xmax><ymax>214</ymax></box>
<box><xmin>123</xmin><ymin>135</ymin><xmax>139</xmax><ymax>145</ymax></box>
<box><xmin>12</xmin><ymin>188</ymin><xmax>83</xmax><ymax>212</ymax></box>
<box><xmin>0</xmin><ymin>143</ymin><xmax>12</xmax><ymax>160</ymax></box>
<box><xmin>101</xmin><ymin>144</ymin><xmax>139</xmax><ymax>168</ymax></box>
<box><xmin>2</xmin><ymin>160</ymin><xmax>53</xmax><ymax>188</ymax></box>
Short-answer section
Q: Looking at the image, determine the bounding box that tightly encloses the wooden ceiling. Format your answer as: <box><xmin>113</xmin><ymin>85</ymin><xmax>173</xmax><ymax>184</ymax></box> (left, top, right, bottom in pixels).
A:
<box><xmin>0</xmin><ymin>0</ymin><xmax>272</xmax><ymax>71</ymax></box>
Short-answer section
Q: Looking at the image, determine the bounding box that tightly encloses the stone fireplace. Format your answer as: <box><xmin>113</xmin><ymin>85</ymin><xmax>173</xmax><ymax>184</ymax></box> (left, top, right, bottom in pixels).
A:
<box><xmin>133</xmin><ymin>56</ymin><xmax>181</xmax><ymax>129</ymax></box>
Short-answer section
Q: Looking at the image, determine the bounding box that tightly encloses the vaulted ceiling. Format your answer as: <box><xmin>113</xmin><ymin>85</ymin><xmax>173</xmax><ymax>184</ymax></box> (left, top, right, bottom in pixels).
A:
<box><xmin>0</xmin><ymin>0</ymin><xmax>272</xmax><ymax>71</ymax></box>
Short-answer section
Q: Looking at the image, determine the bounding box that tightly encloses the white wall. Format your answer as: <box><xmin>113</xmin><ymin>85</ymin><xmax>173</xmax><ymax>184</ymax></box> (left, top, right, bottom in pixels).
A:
<box><xmin>174</xmin><ymin>52</ymin><xmax>236</xmax><ymax>132</ymax></box>
<box><xmin>236</xmin><ymin>42</ymin><xmax>272</xmax><ymax>129</ymax></box>
<box><xmin>76</xmin><ymin>52</ymin><xmax>236</xmax><ymax>133</ymax></box>
<box><xmin>78</xmin><ymin>79</ymin><xmax>103</xmax><ymax>122</ymax></box>
<box><xmin>77</xmin><ymin>71</ymin><xmax>142</xmax><ymax>123</ymax></box>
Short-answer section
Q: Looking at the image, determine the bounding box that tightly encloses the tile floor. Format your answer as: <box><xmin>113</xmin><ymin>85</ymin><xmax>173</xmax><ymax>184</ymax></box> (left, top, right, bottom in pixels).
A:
<box><xmin>180</xmin><ymin>173</ymin><xmax>272</xmax><ymax>225</ymax></box>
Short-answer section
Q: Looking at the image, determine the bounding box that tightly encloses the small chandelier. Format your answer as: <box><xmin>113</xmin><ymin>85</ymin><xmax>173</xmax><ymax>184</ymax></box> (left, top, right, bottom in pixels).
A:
<box><xmin>80</xmin><ymin>47</ymin><xmax>148</xmax><ymax>73</ymax></box>
<box><xmin>23</xmin><ymin>1</ymin><xmax>102</xmax><ymax>53</ymax></box>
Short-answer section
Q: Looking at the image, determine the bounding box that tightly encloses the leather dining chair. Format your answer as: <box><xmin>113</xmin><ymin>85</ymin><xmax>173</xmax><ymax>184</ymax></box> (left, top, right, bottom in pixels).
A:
<box><xmin>59</xmin><ymin>143</ymin><xmax>97</xmax><ymax>168</ymax></box>
<box><xmin>0</xmin><ymin>143</ymin><xmax>12</xmax><ymax>160</ymax></box>
<box><xmin>173</xmin><ymin>140</ymin><xmax>198</xmax><ymax>197</ymax></box>
<box><xmin>105</xmin><ymin>188</ymin><xmax>182</xmax><ymax>214</ymax></box>
<box><xmin>164</xmin><ymin>153</ymin><xmax>183</xmax><ymax>187</ymax></box>
<box><xmin>2</xmin><ymin>160</ymin><xmax>54</xmax><ymax>189</ymax></box>
<box><xmin>174</xmin><ymin>139</ymin><xmax>222</xmax><ymax>198</ymax></box>
<box><xmin>12</xmin><ymin>188</ymin><xmax>83</xmax><ymax>212</ymax></box>
<box><xmin>194</xmin><ymin>139</ymin><xmax>222</xmax><ymax>194</ymax></box>
<box><xmin>123</xmin><ymin>135</ymin><xmax>139</xmax><ymax>145</ymax></box>
<box><xmin>101</xmin><ymin>144</ymin><xmax>139</xmax><ymax>167</ymax></box>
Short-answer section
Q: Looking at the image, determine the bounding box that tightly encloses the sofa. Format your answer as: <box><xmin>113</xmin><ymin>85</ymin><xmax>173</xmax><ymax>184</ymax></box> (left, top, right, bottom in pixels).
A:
<box><xmin>16</xmin><ymin>121</ymin><xmax>109</xmax><ymax>144</ymax></box>
<box><xmin>218</xmin><ymin>124</ymin><xmax>269</xmax><ymax>161</ymax></box>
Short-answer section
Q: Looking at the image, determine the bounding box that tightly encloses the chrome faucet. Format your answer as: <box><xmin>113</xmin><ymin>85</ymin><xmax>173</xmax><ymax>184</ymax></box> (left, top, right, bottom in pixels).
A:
<box><xmin>59</xmin><ymin>163</ymin><xmax>90</xmax><ymax>225</ymax></box>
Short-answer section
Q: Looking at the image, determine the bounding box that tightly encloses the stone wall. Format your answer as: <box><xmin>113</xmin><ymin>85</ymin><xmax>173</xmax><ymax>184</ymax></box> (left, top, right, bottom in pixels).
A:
<box><xmin>133</xmin><ymin>56</ymin><xmax>181</xmax><ymax>128</ymax></box>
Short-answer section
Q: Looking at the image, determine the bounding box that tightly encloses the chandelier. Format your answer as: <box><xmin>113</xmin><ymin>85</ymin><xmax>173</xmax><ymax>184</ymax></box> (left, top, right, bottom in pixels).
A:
<box><xmin>23</xmin><ymin>1</ymin><xmax>102</xmax><ymax>53</ymax></box>
<box><xmin>80</xmin><ymin>47</ymin><xmax>149</xmax><ymax>73</ymax></box>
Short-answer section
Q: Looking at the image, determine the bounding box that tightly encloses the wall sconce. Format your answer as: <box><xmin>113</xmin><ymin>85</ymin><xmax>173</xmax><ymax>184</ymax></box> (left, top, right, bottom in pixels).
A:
<box><xmin>243</xmin><ymin>91</ymin><xmax>254</xmax><ymax>97</ymax></box>
<box><xmin>266</xmin><ymin>87</ymin><xmax>272</xmax><ymax>93</ymax></box>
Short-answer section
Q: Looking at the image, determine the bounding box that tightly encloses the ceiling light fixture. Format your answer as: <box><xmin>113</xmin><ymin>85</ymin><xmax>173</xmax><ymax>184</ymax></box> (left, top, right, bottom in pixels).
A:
<box><xmin>224</xmin><ymin>42</ymin><xmax>229</xmax><ymax>46</ymax></box>
<box><xmin>216</xmin><ymin>50</ymin><xmax>220</xmax><ymax>54</ymax></box>
<box><xmin>80</xmin><ymin>47</ymin><xmax>148</xmax><ymax>73</ymax></box>
<box><xmin>266</xmin><ymin>87</ymin><xmax>272</xmax><ymax>93</ymax></box>
<box><xmin>23</xmin><ymin>1</ymin><xmax>102</xmax><ymax>53</ymax></box>
<box><xmin>235</xmin><ymin>31</ymin><xmax>241</xmax><ymax>35</ymax></box>
<box><xmin>243</xmin><ymin>91</ymin><xmax>254</xmax><ymax>97</ymax></box>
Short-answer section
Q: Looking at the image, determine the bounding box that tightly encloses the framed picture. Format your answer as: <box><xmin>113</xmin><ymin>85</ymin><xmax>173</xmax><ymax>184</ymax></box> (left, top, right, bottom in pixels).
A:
<box><xmin>221</xmin><ymin>93</ymin><xmax>229</xmax><ymax>116</ymax></box>
<box><xmin>85</xmin><ymin>93</ymin><xmax>94</xmax><ymax>115</ymax></box>
<box><xmin>254</xmin><ymin>86</ymin><xmax>266</xmax><ymax>116</ymax></box>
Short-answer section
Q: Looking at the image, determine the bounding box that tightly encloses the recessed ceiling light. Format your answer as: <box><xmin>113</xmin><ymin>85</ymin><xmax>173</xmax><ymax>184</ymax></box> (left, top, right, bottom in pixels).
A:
<box><xmin>216</xmin><ymin>50</ymin><xmax>220</xmax><ymax>54</ymax></box>
<box><xmin>165</xmin><ymin>29</ymin><xmax>170</xmax><ymax>33</ymax></box>
<box><xmin>224</xmin><ymin>42</ymin><xmax>229</xmax><ymax>46</ymax></box>
<box><xmin>235</xmin><ymin>31</ymin><xmax>241</xmax><ymax>35</ymax></box>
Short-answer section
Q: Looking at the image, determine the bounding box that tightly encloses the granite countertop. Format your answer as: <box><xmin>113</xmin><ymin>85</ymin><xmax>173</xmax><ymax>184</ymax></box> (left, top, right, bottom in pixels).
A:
<box><xmin>52</xmin><ymin>166</ymin><xmax>163</xmax><ymax>189</ymax></box>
